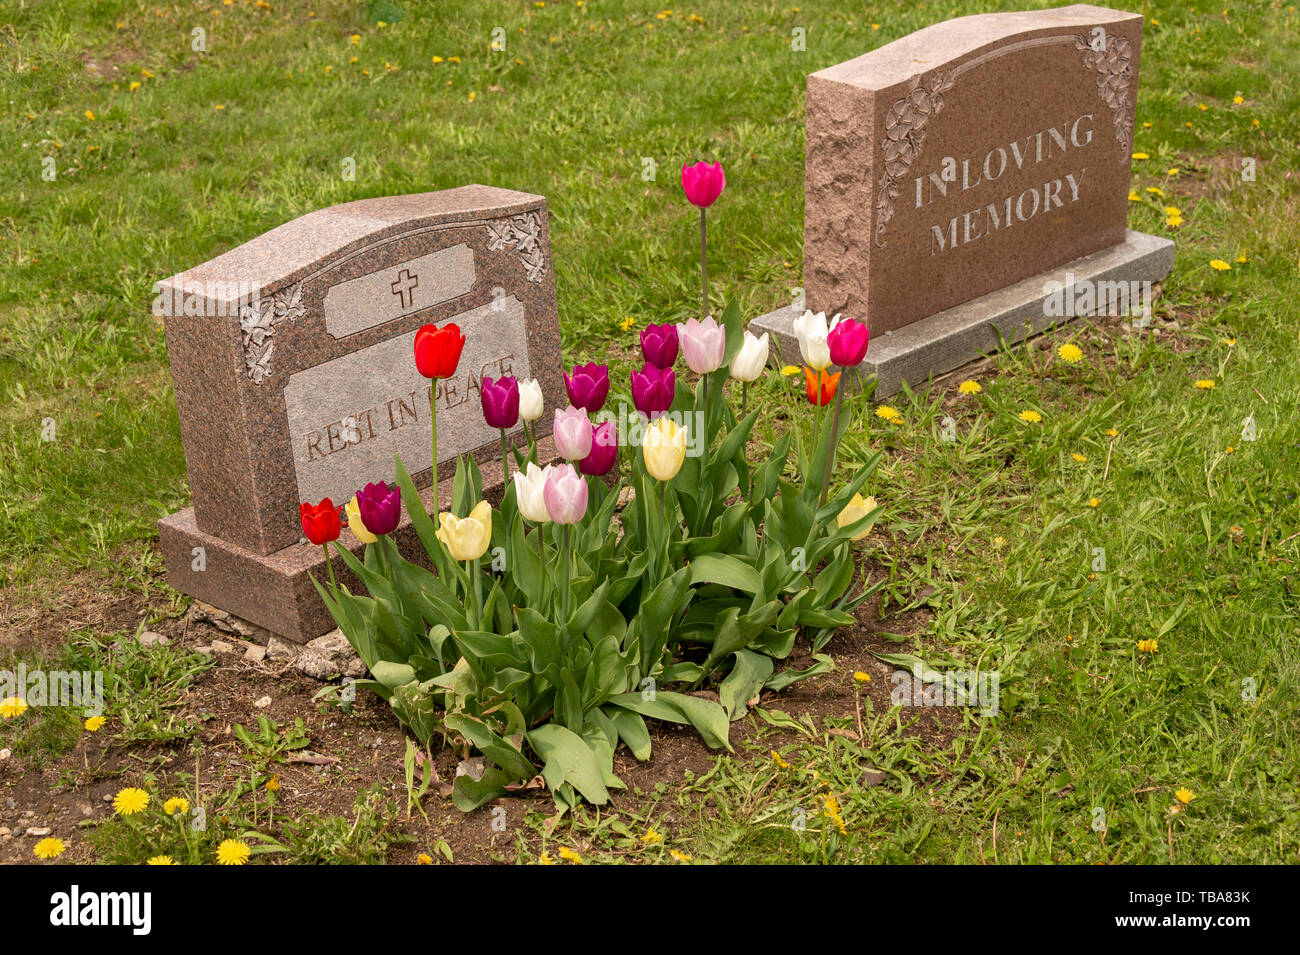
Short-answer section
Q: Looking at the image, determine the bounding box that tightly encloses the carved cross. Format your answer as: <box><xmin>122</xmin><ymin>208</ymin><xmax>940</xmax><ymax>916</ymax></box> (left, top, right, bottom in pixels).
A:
<box><xmin>390</xmin><ymin>268</ymin><xmax>419</xmax><ymax>309</ymax></box>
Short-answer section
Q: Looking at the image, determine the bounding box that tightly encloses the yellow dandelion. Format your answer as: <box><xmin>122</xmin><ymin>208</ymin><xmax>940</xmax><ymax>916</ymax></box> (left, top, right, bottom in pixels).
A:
<box><xmin>1175</xmin><ymin>787</ymin><xmax>1196</xmax><ymax>804</ymax></box>
<box><xmin>852</xmin><ymin>671</ymin><xmax>871</xmax><ymax>683</ymax></box>
<box><xmin>1251</xmin><ymin>118</ymin><xmax>1260</xmax><ymax>127</ymax></box>
<box><xmin>84</xmin><ymin>109</ymin><xmax>95</xmax><ymax>121</ymax></box>
<box><xmin>1127</xmin><ymin>190</ymin><xmax>1141</xmax><ymax>202</ymax></box>
<box><xmin>1209</xmin><ymin>259</ymin><xmax>1231</xmax><ymax>271</ymax></box>
<box><xmin>129</xmin><ymin>80</ymin><xmax>141</xmax><ymax>92</ymax></box>
<box><xmin>1057</xmin><ymin>343</ymin><xmax>1083</xmax><ymax>363</ymax></box>
<box><xmin>1132</xmin><ymin>151</ymin><xmax>1149</xmax><ymax>160</ymax></box>
<box><xmin>216</xmin><ymin>839</ymin><xmax>251</xmax><ymax>865</ymax></box>
<box><xmin>779</xmin><ymin>364</ymin><xmax>800</xmax><ymax>376</ymax></box>
<box><xmin>1</xmin><ymin>696</ymin><xmax>30</xmax><ymax>719</ymax></box>
<box><xmin>1105</xmin><ymin>428</ymin><xmax>1119</xmax><ymax>437</ymax></box>
<box><xmin>431</xmin><ymin>55</ymin><xmax>443</xmax><ymax>63</ymax></box>
<box><xmin>771</xmin><ymin>749</ymin><xmax>790</xmax><ymax>769</ymax></box>
<box><xmin>163</xmin><ymin>797</ymin><xmax>190</xmax><ymax>816</ymax></box>
<box><xmin>1235</xmin><ymin>254</ymin><xmax>1247</xmax><ymax>264</ymax></box>
<box><xmin>1145</xmin><ymin>186</ymin><xmax>1164</xmax><ymax>197</ymax></box>
<box><xmin>558</xmin><ymin>846</ymin><xmax>583</xmax><ymax>864</ymax></box>
<box><xmin>1165</xmin><ymin>214</ymin><xmax>1183</xmax><ymax>229</ymax></box>
<box><xmin>1164</xmin><ymin>206</ymin><xmax>1181</xmax><ymax>216</ymax></box>
<box><xmin>448</xmin><ymin>56</ymin><xmax>461</xmax><ymax>63</ymax></box>
<box><xmin>113</xmin><ymin>787</ymin><xmax>150</xmax><ymax>816</ymax></box>
<box><xmin>992</xmin><ymin>536</ymin><xmax>1007</xmax><ymax>549</ymax></box>
<box><xmin>141</xmin><ymin>68</ymin><xmax>154</xmax><ymax>78</ymax></box>
<box><xmin>619</xmin><ymin>316</ymin><xmax>636</xmax><ymax>331</ymax></box>
<box><xmin>641</xmin><ymin>828</ymin><xmax>664</xmax><ymax>845</ymax></box>
<box><xmin>266</xmin><ymin>775</ymin><xmax>280</xmax><ymax>792</ymax></box>
<box><xmin>958</xmin><ymin>379</ymin><xmax>982</xmax><ymax>395</ymax></box>
<box><xmin>538</xmin><ymin>852</ymin><xmax>555</xmax><ymax>865</ymax></box>
<box><xmin>1197</xmin><ymin>103</ymin><xmax>1208</xmax><ymax>111</ymax></box>
<box><xmin>1185</xmin><ymin>121</ymin><xmax>1194</xmax><ymax>128</ymax></box>
<box><xmin>34</xmin><ymin>837</ymin><xmax>66</xmax><ymax>860</ymax></box>
<box><xmin>350</xmin><ymin>33</ymin><xmax>360</xmax><ymax>44</ymax></box>
<box><xmin>1222</xmin><ymin>337</ymin><xmax>1237</xmax><ymax>346</ymax></box>
<box><xmin>669</xmin><ymin>849</ymin><xmax>693</xmax><ymax>862</ymax></box>
<box><xmin>147</xmin><ymin>855</ymin><xmax>177</xmax><ymax>865</ymax></box>
<box><xmin>214</xmin><ymin>104</ymin><xmax>224</xmax><ymax>111</ymax></box>
<box><xmin>1018</xmin><ymin>409</ymin><xmax>1042</xmax><ymax>423</ymax></box>
<box><xmin>876</xmin><ymin>405</ymin><xmax>902</xmax><ymax>422</ymax></box>
<box><xmin>1195</xmin><ymin>379</ymin><xmax>1216</xmax><ymax>390</ymax></box>
<box><xmin>1088</xmin><ymin>497</ymin><xmax>1101</xmax><ymax>508</ymax></box>
<box><xmin>417</xmin><ymin>853</ymin><xmax>433</xmax><ymax>865</ymax></box>
<box><xmin>1137</xmin><ymin>638</ymin><xmax>1158</xmax><ymax>653</ymax></box>
<box><xmin>84</xmin><ymin>715</ymin><xmax>106</xmax><ymax>731</ymax></box>
<box><xmin>1072</xmin><ymin>452</ymin><xmax>1087</xmax><ymax>462</ymax></box>
<box><xmin>1167</xmin><ymin>167</ymin><xmax>1180</xmax><ymax>175</ymax></box>
<box><xmin>1224</xmin><ymin>446</ymin><xmax>1235</xmax><ymax>454</ymax></box>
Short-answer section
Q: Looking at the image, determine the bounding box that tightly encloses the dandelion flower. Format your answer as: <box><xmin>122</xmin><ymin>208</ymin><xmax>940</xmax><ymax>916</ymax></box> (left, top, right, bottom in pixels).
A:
<box><xmin>1137</xmin><ymin>638</ymin><xmax>1158</xmax><ymax>653</ymax></box>
<box><xmin>958</xmin><ymin>379</ymin><xmax>982</xmax><ymax>395</ymax></box>
<box><xmin>619</xmin><ymin>316</ymin><xmax>636</xmax><ymax>331</ymax></box>
<box><xmin>1164</xmin><ymin>205</ymin><xmax>1181</xmax><ymax>216</ymax></box>
<box><xmin>779</xmin><ymin>364</ymin><xmax>800</xmax><ymax>377</ymax></box>
<box><xmin>266</xmin><ymin>775</ymin><xmax>280</xmax><ymax>792</ymax></box>
<box><xmin>1088</xmin><ymin>498</ymin><xmax>1100</xmax><ymax>508</ymax></box>
<box><xmin>84</xmin><ymin>109</ymin><xmax>95</xmax><ymax>121</ymax></box>
<box><xmin>1167</xmin><ymin>167</ymin><xmax>1180</xmax><ymax>175</ymax></box>
<box><xmin>1018</xmin><ymin>409</ymin><xmax>1042</xmax><ymax>423</ymax></box>
<box><xmin>216</xmin><ymin>839</ymin><xmax>251</xmax><ymax>865</ymax></box>
<box><xmin>538</xmin><ymin>852</ymin><xmax>555</xmax><ymax>865</ymax></box>
<box><xmin>771</xmin><ymin>749</ymin><xmax>790</xmax><ymax>769</ymax></box>
<box><xmin>1145</xmin><ymin>186</ymin><xmax>1164</xmax><ymax>197</ymax></box>
<box><xmin>1232</xmin><ymin>95</ymin><xmax>1243</xmax><ymax>105</ymax></box>
<box><xmin>1235</xmin><ymin>254</ymin><xmax>1247</xmax><ymax>264</ymax></box>
<box><xmin>1209</xmin><ymin>259</ymin><xmax>1231</xmax><ymax>271</ymax></box>
<box><xmin>34</xmin><ymin>838</ymin><xmax>66</xmax><ymax>860</ymax></box>
<box><xmin>1132</xmin><ymin>152</ymin><xmax>1149</xmax><ymax>159</ymax></box>
<box><xmin>1197</xmin><ymin>103</ymin><xmax>1208</xmax><ymax>111</ymax></box>
<box><xmin>1175</xmin><ymin>787</ymin><xmax>1196</xmax><ymax>803</ymax></box>
<box><xmin>0</xmin><ymin>696</ymin><xmax>29</xmax><ymax>719</ymax></box>
<box><xmin>1105</xmin><ymin>428</ymin><xmax>1119</xmax><ymax>437</ymax></box>
<box><xmin>84</xmin><ymin>715</ymin><xmax>106</xmax><ymax>731</ymax></box>
<box><xmin>558</xmin><ymin>846</ymin><xmax>583</xmax><ymax>864</ymax></box>
<box><xmin>992</xmin><ymin>536</ymin><xmax>1007</xmax><ymax>549</ymax></box>
<box><xmin>163</xmin><ymin>797</ymin><xmax>189</xmax><ymax>816</ymax></box>
<box><xmin>113</xmin><ymin>787</ymin><xmax>150</xmax><ymax>816</ymax></box>
<box><xmin>417</xmin><ymin>853</ymin><xmax>433</xmax><ymax>865</ymax></box>
<box><xmin>147</xmin><ymin>855</ymin><xmax>177</xmax><ymax>865</ymax></box>
<box><xmin>1072</xmin><ymin>452</ymin><xmax>1087</xmax><ymax>462</ymax></box>
<box><xmin>669</xmin><ymin>849</ymin><xmax>693</xmax><ymax>862</ymax></box>
<box><xmin>876</xmin><ymin>405</ymin><xmax>902</xmax><ymax>422</ymax></box>
<box><xmin>1057</xmin><ymin>343</ymin><xmax>1083</xmax><ymax>363</ymax></box>
<box><xmin>1195</xmin><ymin>379</ymin><xmax>1216</xmax><ymax>390</ymax></box>
<box><xmin>641</xmin><ymin>828</ymin><xmax>664</xmax><ymax>845</ymax></box>
<box><xmin>1222</xmin><ymin>337</ymin><xmax>1237</xmax><ymax>346</ymax></box>
<box><xmin>1127</xmin><ymin>190</ymin><xmax>1141</xmax><ymax>202</ymax></box>
<box><xmin>852</xmin><ymin>671</ymin><xmax>871</xmax><ymax>683</ymax></box>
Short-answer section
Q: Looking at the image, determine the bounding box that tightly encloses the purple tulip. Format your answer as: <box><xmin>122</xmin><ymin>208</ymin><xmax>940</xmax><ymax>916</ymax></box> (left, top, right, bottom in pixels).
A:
<box><xmin>640</xmin><ymin>323</ymin><xmax>679</xmax><ymax>368</ymax></box>
<box><xmin>553</xmin><ymin>405</ymin><xmax>594</xmax><ymax>461</ymax></box>
<box><xmin>681</xmin><ymin>160</ymin><xmax>726</xmax><ymax>208</ymax></box>
<box><xmin>631</xmin><ymin>363</ymin><xmax>676</xmax><ymax>419</ymax></box>
<box><xmin>579</xmin><ymin>420</ymin><xmax>619</xmax><ymax>476</ymax></box>
<box><xmin>563</xmin><ymin>362</ymin><xmax>610</xmax><ymax>413</ymax></box>
<box><xmin>480</xmin><ymin>375</ymin><xmax>520</xmax><ymax>429</ymax></box>
<box><xmin>543</xmin><ymin>463</ymin><xmax>589</xmax><ymax>525</ymax></box>
<box><xmin>355</xmin><ymin>481</ymin><xmax>401</xmax><ymax>536</ymax></box>
<box><xmin>828</xmin><ymin>318</ymin><xmax>870</xmax><ymax>368</ymax></box>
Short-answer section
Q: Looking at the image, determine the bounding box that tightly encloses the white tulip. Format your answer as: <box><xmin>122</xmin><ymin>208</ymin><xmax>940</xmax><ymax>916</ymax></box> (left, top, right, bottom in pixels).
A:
<box><xmin>792</xmin><ymin>309</ymin><xmax>838</xmax><ymax>371</ymax></box>
<box><xmin>729</xmin><ymin>330</ymin><xmax>769</xmax><ymax>382</ymax></box>
<box><xmin>512</xmin><ymin>461</ymin><xmax>552</xmax><ymax>523</ymax></box>
<box><xmin>518</xmin><ymin>378</ymin><xmax>545</xmax><ymax>422</ymax></box>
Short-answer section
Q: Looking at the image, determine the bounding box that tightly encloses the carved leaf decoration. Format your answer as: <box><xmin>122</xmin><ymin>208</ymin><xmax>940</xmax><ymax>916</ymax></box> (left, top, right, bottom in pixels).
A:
<box><xmin>484</xmin><ymin>213</ymin><xmax>547</xmax><ymax>283</ymax></box>
<box><xmin>1075</xmin><ymin>33</ymin><xmax>1135</xmax><ymax>154</ymax></box>
<box><xmin>240</xmin><ymin>280</ymin><xmax>305</xmax><ymax>383</ymax></box>
<box><xmin>875</xmin><ymin>69</ymin><xmax>955</xmax><ymax>247</ymax></box>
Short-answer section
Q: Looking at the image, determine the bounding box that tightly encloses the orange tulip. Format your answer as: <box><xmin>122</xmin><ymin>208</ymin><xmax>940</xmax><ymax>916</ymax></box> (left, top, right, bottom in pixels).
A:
<box><xmin>802</xmin><ymin>366</ymin><xmax>841</xmax><ymax>406</ymax></box>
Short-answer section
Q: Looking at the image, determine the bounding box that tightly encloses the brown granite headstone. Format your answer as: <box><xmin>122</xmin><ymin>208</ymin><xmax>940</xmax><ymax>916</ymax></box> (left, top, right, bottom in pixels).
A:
<box><xmin>803</xmin><ymin>3</ymin><xmax>1142</xmax><ymax>333</ymax></box>
<box><xmin>157</xmin><ymin>185</ymin><xmax>564</xmax><ymax>641</ymax></box>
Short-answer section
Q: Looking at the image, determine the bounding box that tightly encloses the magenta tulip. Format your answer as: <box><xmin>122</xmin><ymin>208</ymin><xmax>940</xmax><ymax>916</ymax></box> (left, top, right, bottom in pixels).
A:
<box><xmin>640</xmin><ymin>323</ymin><xmax>679</xmax><ymax>368</ymax></box>
<box><xmin>480</xmin><ymin>375</ymin><xmax>520</xmax><ymax>429</ymax></box>
<box><xmin>681</xmin><ymin>160</ymin><xmax>726</xmax><ymax>208</ymax></box>
<box><xmin>828</xmin><ymin>318</ymin><xmax>870</xmax><ymax>368</ymax></box>
<box><xmin>553</xmin><ymin>405</ymin><xmax>594</xmax><ymax>461</ymax></box>
<box><xmin>543</xmin><ymin>463</ymin><xmax>588</xmax><ymax>525</ymax></box>
<box><xmin>563</xmin><ymin>362</ymin><xmax>610</xmax><ymax>414</ymax></box>
<box><xmin>631</xmin><ymin>363</ymin><xmax>675</xmax><ymax>418</ymax></box>
<box><xmin>355</xmin><ymin>481</ymin><xmax>401</xmax><ymax>536</ymax></box>
<box><xmin>579</xmin><ymin>421</ymin><xmax>619</xmax><ymax>476</ymax></box>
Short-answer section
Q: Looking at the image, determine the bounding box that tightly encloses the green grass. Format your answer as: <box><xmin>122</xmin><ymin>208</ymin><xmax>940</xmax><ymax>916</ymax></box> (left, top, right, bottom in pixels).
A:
<box><xmin>4</xmin><ymin>1</ymin><xmax>1300</xmax><ymax>862</ymax></box>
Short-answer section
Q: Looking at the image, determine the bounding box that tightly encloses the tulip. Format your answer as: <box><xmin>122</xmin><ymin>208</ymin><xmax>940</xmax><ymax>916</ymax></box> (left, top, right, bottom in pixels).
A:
<box><xmin>553</xmin><ymin>405</ymin><xmax>594</xmax><ymax>461</ymax></box>
<box><xmin>512</xmin><ymin>462</ymin><xmax>553</xmax><ymax>524</ymax></box>
<box><xmin>543</xmin><ymin>463</ymin><xmax>588</xmax><ymax>526</ymax></box>
<box><xmin>301</xmin><ymin>498</ymin><xmax>341</xmax><ymax>589</ymax></box>
<box><xmin>437</xmin><ymin>500</ymin><xmax>492</xmax><ymax>562</ymax></box>
<box><xmin>729</xmin><ymin>330</ymin><xmax>769</xmax><ymax>382</ymax></box>
<box><xmin>518</xmin><ymin>378</ymin><xmax>544</xmax><ymax>422</ymax></box>
<box><xmin>681</xmin><ymin>160</ymin><xmax>726</xmax><ymax>320</ymax></box>
<box><xmin>413</xmin><ymin>322</ymin><xmax>466</xmax><ymax>515</ymax></box>
<box><xmin>793</xmin><ymin>310</ymin><xmax>837</xmax><ymax>371</ymax></box>
<box><xmin>345</xmin><ymin>495</ymin><xmax>378</xmax><ymax>545</ymax></box>
<box><xmin>480</xmin><ymin>376</ymin><xmax>520</xmax><ymax>430</ymax></box>
<box><xmin>803</xmin><ymin>366</ymin><xmax>841</xmax><ymax>407</ymax></box>
<box><xmin>631</xmin><ymin>363</ymin><xmax>675</xmax><ymax>419</ymax></box>
<box><xmin>681</xmin><ymin>160</ymin><xmax>726</xmax><ymax>208</ymax></box>
<box><xmin>580</xmin><ymin>420</ymin><xmax>619</xmax><ymax>476</ymax></box>
<box><xmin>836</xmin><ymin>493</ymin><xmax>878</xmax><ymax>541</ymax></box>
<box><xmin>563</xmin><ymin>362</ymin><xmax>610</xmax><ymax>414</ymax></box>
<box><xmin>356</xmin><ymin>481</ymin><xmax>401</xmax><ymax>536</ymax></box>
<box><xmin>640</xmin><ymin>323</ymin><xmax>679</xmax><ymax>368</ymax></box>
<box><xmin>677</xmin><ymin>316</ymin><xmax>726</xmax><ymax>375</ymax></box>
<box><xmin>828</xmin><ymin>317</ymin><xmax>870</xmax><ymax>367</ymax></box>
<box><xmin>644</xmin><ymin>416</ymin><xmax>687</xmax><ymax>482</ymax></box>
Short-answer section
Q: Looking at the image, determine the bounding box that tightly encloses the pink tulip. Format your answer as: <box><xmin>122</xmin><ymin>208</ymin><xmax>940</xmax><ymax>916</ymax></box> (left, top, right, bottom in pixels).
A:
<box><xmin>543</xmin><ymin>463</ymin><xmax>588</xmax><ymax>525</ymax></box>
<box><xmin>681</xmin><ymin>161</ymin><xmax>726</xmax><ymax>208</ymax></box>
<box><xmin>828</xmin><ymin>318</ymin><xmax>870</xmax><ymax>367</ymax></box>
<box><xmin>677</xmin><ymin>316</ymin><xmax>726</xmax><ymax>374</ymax></box>
<box><xmin>553</xmin><ymin>405</ymin><xmax>593</xmax><ymax>461</ymax></box>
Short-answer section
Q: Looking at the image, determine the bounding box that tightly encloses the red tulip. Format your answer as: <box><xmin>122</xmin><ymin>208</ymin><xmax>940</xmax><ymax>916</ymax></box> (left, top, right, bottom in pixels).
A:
<box><xmin>681</xmin><ymin>161</ymin><xmax>726</xmax><ymax>208</ymax></box>
<box><xmin>414</xmin><ymin>322</ymin><xmax>465</xmax><ymax>379</ymax></box>
<box><xmin>828</xmin><ymin>318</ymin><xmax>870</xmax><ymax>367</ymax></box>
<box><xmin>300</xmin><ymin>498</ymin><xmax>341</xmax><ymax>546</ymax></box>
<box><xmin>803</xmin><ymin>366</ymin><xmax>841</xmax><ymax>407</ymax></box>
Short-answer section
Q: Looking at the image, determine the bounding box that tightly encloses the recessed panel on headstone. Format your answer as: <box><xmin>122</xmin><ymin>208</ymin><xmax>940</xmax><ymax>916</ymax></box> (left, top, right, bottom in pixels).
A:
<box><xmin>804</xmin><ymin>4</ymin><xmax>1142</xmax><ymax>333</ymax></box>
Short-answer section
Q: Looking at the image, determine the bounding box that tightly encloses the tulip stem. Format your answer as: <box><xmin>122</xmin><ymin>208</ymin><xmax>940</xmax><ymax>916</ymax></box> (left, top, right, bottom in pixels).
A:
<box><xmin>560</xmin><ymin>524</ymin><xmax>572</xmax><ymax>623</ymax></box>
<box><xmin>741</xmin><ymin>381</ymin><xmax>748</xmax><ymax>418</ymax></box>
<box><xmin>322</xmin><ymin>544</ymin><xmax>338</xmax><ymax>592</ymax></box>
<box><xmin>699</xmin><ymin>207</ymin><xmax>709</xmax><ymax>319</ymax></box>
<box><xmin>819</xmin><ymin>382</ymin><xmax>844</xmax><ymax>508</ymax></box>
<box><xmin>429</xmin><ymin>382</ymin><xmax>440</xmax><ymax>517</ymax></box>
<box><xmin>499</xmin><ymin>428</ymin><xmax>510</xmax><ymax>483</ymax></box>
<box><xmin>471</xmin><ymin>558</ymin><xmax>483</xmax><ymax>629</ymax></box>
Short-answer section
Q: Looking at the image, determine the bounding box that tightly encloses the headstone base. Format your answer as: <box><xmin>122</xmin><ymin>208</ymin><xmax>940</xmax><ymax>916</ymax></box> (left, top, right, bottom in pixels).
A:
<box><xmin>752</xmin><ymin>230</ymin><xmax>1175</xmax><ymax>398</ymax></box>
<box><xmin>159</xmin><ymin>436</ymin><xmax>559</xmax><ymax>643</ymax></box>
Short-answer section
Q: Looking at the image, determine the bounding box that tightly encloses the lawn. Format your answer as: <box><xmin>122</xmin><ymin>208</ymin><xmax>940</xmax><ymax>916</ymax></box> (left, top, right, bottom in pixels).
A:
<box><xmin>2</xmin><ymin>0</ymin><xmax>1299</xmax><ymax>864</ymax></box>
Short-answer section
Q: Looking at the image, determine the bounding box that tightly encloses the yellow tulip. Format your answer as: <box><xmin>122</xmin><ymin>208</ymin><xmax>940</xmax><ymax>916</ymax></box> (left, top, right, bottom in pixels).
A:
<box><xmin>643</xmin><ymin>417</ymin><xmax>686</xmax><ymax>481</ymax></box>
<box><xmin>437</xmin><ymin>500</ymin><xmax>492</xmax><ymax>561</ymax></box>
<box><xmin>345</xmin><ymin>495</ymin><xmax>378</xmax><ymax>544</ymax></box>
<box><xmin>835</xmin><ymin>493</ymin><xmax>878</xmax><ymax>540</ymax></box>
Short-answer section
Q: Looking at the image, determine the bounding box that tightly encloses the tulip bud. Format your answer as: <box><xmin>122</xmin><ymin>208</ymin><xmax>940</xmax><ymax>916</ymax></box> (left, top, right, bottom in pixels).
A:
<box><xmin>355</xmin><ymin>481</ymin><xmax>401</xmax><ymax>536</ymax></box>
<box><xmin>835</xmin><ymin>493</ymin><xmax>878</xmax><ymax>541</ymax></box>
<box><xmin>828</xmin><ymin>317</ymin><xmax>870</xmax><ymax>368</ymax></box>
<box><xmin>677</xmin><ymin>316</ymin><xmax>726</xmax><ymax>375</ymax></box>
<box><xmin>300</xmin><ymin>498</ymin><xmax>341</xmax><ymax>546</ymax></box>
<box><xmin>518</xmin><ymin>378</ymin><xmax>545</xmax><ymax>422</ymax></box>
<box><xmin>729</xmin><ymin>330</ymin><xmax>769</xmax><ymax>382</ymax></box>
<box><xmin>553</xmin><ymin>405</ymin><xmax>594</xmax><ymax>461</ymax></box>
<box><xmin>512</xmin><ymin>462</ymin><xmax>553</xmax><ymax>523</ymax></box>
<box><xmin>563</xmin><ymin>362</ymin><xmax>611</xmax><ymax>414</ymax></box>
<box><xmin>792</xmin><ymin>310</ymin><xmax>834</xmax><ymax>372</ymax></box>
<box><xmin>437</xmin><ymin>500</ymin><xmax>492</xmax><ymax>561</ymax></box>
<box><xmin>640</xmin><ymin>323</ymin><xmax>679</xmax><ymax>368</ymax></box>
<box><xmin>480</xmin><ymin>375</ymin><xmax>520</xmax><ymax>429</ymax></box>
<box><xmin>631</xmin><ymin>363</ymin><xmax>675</xmax><ymax>419</ymax></box>
<box><xmin>681</xmin><ymin>160</ymin><xmax>726</xmax><ymax>208</ymax></box>
<box><xmin>413</xmin><ymin>322</ymin><xmax>466</xmax><ymax>379</ymax></box>
<box><xmin>345</xmin><ymin>495</ymin><xmax>378</xmax><ymax>545</ymax></box>
<box><xmin>802</xmin><ymin>366</ymin><xmax>841</xmax><ymax>407</ymax></box>
<box><xmin>543</xmin><ymin>463</ymin><xmax>588</xmax><ymax>525</ymax></box>
<box><xmin>580</xmin><ymin>420</ymin><xmax>619</xmax><ymax>476</ymax></box>
<box><xmin>643</xmin><ymin>417</ymin><xmax>687</xmax><ymax>481</ymax></box>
